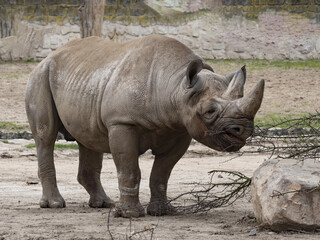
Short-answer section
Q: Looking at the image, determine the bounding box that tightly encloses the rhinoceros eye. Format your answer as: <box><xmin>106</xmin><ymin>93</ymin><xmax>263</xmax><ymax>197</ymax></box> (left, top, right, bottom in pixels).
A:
<box><xmin>206</xmin><ymin>109</ymin><xmax>215</xmax><ymax>115</ymax></box>
<box><xmin>203</xmin><ymin>109</ymin><xmax>217</xmax><ymax>120</ymax></box>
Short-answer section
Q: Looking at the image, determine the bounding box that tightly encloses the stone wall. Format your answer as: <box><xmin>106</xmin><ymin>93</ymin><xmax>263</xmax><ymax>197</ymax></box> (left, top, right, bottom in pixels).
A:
<box><xmin>0</xmin><ymin>0</ymin><xmax>319</xmax><ymax>61</ymax></box>
<box><xmin>104</xmin><ymin>12</ymin><xmax>320</xmax><ymax>60</ymax></box>
<box><xmin>221</xmin><ymin>0</ymin><xmax>320</xmax><ymax>22</ymax></box>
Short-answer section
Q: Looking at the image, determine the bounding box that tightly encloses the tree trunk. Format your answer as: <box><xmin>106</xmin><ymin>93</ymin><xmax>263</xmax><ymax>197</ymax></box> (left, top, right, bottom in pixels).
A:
<box><xmin>78</xmin><ymin>0</ymin><xmax>105</xmax><ymax>38</ymax></box>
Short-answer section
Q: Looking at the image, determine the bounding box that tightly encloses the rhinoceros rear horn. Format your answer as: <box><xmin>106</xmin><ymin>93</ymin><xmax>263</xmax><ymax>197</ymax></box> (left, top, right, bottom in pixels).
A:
<box><xmin>238</xmin><ymin>79</ymin><xmax>265</xmax><ymax>118</ymax></box>
<box><xmin>223</xmin><ymin>65</ymin><xmax>246</xmax><ymax>99</ymax></box>
<box><xmin>186</xmin><ymin>59</ymin><xmax>203</xmax><ymax>88</ymax></box>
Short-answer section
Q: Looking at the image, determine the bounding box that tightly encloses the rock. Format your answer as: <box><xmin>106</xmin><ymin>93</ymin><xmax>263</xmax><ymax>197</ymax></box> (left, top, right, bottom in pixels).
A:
<box><xmin>251</xmin><ymin>159</ymin><xmax>320</xmax><ymax>231</ymax></box>
<box><xmin>1</xmin><ymin>152</ymin><xmax>13</xmax><ymax>158</ymax></box>
<box><xmin>249</xmin><ymin>229</ymin><xmax>257</xmax><ymax>236</ymax></box>
<box><xmin>154</xmin><ymin>26</ymin><xmax>167</xmax><ymax>35</ymax></box>
<box><xmin>167</xmin><ymin>26</ymin><xmax>178</xmax><ymax>35</ymax></box>
<box><xmin>316</xmin><ymin>38</ymin><xmax>320</xmax><ymax>52</ymax></box>
<box><xmin>125</xmin><ymin>25</ymin><xmax>142</xmax><ymax>37</ymax></box>
<box><xmin>61</xmin><ymin>26</ymin><xmax>71</xmax><ymax>35</ymax></box>
<box><xmin>70</xmin><ymin>24</ymin><xmax>80</xmax><ymax>33</ymax></box>
<box><xmin>202</xmin><ymin>42</ymin><xmax>213</xmax><ymax>51</ymax></box>
<box><xmin>267</xmin><ymin>127</ymin><xmax>288</xmax><ymax>136</ymax></box>
<box><xmin>179</xmin><ymin>24</ymin><xmax>193</xmax><ymax>37</ymax></box>
<box><xmin>36</xmin><ymin>49</ymin><xmax>52</xmax><ymax>59</ymax></box>
<box><xmin>212</xmin><ymin>43</ymin><xmax>225</xmax><ymax>51</ymax></box>
<box><xmin>21</xmin><ymin>131</ymin><xmax>33</xmax><ymax>140</ymax></box>
<box><xmin>115</xmin><ymin>25</ymin><xmax>126</xmax><ymax>35</ymax></box>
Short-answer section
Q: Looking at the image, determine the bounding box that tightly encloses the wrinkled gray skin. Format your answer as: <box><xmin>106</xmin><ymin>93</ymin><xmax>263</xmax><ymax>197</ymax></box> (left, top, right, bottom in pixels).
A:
<box><xmin>25</xmin><ymin>35</ymin><xmax>264</xmax><ymax>218</ymax></box>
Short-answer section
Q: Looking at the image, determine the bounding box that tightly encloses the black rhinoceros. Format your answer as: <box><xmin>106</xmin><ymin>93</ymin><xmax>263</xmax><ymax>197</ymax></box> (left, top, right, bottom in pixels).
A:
<box><xmin>25</xmin><ymin>35</ymin><xmax>264</xmax><ymax>218</ymax></box>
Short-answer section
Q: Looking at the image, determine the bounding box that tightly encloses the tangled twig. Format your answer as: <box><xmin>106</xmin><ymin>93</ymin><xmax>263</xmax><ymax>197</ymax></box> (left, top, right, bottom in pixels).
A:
<box><xmin>169</xmin><ymin>170</ymin><xmax>251</xmax><ymax>214</ymax></box>
<box><xmin>248</xmin><ymin>113</ymin><xmax>320</xmax><ymax>160</ymax></box>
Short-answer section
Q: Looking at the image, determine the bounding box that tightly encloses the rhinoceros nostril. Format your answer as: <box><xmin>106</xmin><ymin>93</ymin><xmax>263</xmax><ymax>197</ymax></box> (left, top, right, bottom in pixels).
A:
<box><xmin>225</xmin><ymin>125</ymin><xmax>244</xmax><ymax>137</ymax></box>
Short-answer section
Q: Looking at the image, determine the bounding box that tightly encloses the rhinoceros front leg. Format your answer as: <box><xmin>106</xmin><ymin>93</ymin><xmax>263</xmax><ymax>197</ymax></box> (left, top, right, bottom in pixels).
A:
<box><xmin>109</xmin><ymin>125</ymin><xmax>145</xmax><ymax>218</ymax></box>
<box><xmin>147</xmin><ymin>135</ymin><xmax>191</xmax><ymax>216</ymax></box>
<box><xmin>77</xmin><ymin>143</ymin><xmax>113</xmax><ymax>208</ymax></box>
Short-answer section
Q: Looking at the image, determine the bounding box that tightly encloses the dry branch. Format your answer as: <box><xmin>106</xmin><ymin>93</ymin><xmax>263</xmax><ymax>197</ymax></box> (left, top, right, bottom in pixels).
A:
<box><xmin>169</xmin><ymin>170</ymin><xmax>251</xmax><ymax>214</ymax></box>
<box><xmin>248</xmin><ymin>113</ymin><xmax>320</xmax><ymax>160</ymax></box>
<box><xmin>106</xmin><ymin>208</ymin><xmax>157</xmax><ymax>240</ymax></box>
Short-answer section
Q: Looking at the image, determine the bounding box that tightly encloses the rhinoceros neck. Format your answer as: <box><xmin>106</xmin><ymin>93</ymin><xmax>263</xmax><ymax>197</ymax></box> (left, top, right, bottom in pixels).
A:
<box><xmin>147</xmin><ymin>63</ymin><xmax>187</xmax><ymax>130</ymax></box>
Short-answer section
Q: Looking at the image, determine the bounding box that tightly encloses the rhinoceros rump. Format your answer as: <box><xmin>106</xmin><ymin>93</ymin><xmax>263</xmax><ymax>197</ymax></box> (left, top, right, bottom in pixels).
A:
<box><xmin>25</xmin><ymin>35</ymin><xmax>264</xmax><ymax>218</ymax></box>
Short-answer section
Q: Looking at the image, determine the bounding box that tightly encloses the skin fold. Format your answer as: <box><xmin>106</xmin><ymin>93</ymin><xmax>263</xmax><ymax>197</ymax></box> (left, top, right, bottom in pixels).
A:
<box><xmin>25</xmin><ymin>35</ymin><xmax>264</xmax><ymax>218</ymax></box>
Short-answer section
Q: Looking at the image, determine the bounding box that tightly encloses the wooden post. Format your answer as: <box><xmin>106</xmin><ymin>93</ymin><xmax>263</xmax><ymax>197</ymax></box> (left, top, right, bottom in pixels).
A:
<box><xmin>78</xmin><ymin>0</ymin><xmax>105</xmax><ymax>38</ymax></box>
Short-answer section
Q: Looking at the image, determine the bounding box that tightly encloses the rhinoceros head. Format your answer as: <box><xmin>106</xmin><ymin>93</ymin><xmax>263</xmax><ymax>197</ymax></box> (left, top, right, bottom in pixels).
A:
<box><xmin>182</xmin><ymin>60</ymin><xmax>264</xmax><ymax>152</ymax></box>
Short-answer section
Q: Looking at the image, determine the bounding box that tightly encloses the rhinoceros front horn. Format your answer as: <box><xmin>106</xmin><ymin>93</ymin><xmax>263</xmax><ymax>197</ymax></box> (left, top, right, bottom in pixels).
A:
<box><xmin>223</xmin><ymin>65</ymin><xmax>246</xmax><ymax>99</ymax></box>
<box><xmin>237</xmin><ymin>79</ymin><xmax>265</xmax><ymax>118</ymax></box>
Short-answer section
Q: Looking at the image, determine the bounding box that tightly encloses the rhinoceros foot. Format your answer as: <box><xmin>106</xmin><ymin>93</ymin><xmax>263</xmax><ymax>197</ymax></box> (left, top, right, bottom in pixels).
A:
<box><xmin>113</xmin><ymin>202</ymin><xmax>145</xmax><ymax>218</ymax></box>
<box><xmin>40</xmin><ymin>195</ymin><xmax>66</xmax><ymax>208</ymax></box>
<box><xmin>147</xmin><ymin>201</ymin><xmax>176</xmax><ymax>216</ymax></box>
<box><xmin>89</xmin><ymin>196</ymin><xmax>114</xmax><ymax>208</ymax></box>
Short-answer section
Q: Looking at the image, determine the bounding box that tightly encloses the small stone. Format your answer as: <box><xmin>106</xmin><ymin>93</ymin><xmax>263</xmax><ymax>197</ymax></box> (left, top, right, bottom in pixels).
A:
<box><xmin>36</xmin><ymin>49</ymin><xmax>52</xmax><ymax>59</ymax></box>
<box><xmin>1</xmin><ymin>152</ymin><xmax>13</xmax><ymax>158</ymax></box>
<box><xmin>249</xmin><ymin>229</ymin><xmax>256</xmax><ymax>236</ymax></box>
<box><xmin>154</xmin><ymin>26</ymin><xmax>167</xmax><ymax>35</ymax></box>
<box><xmin>61</xmin><ymin>26</ymin><xmax>71</xmax><ymax>35</ymax></box>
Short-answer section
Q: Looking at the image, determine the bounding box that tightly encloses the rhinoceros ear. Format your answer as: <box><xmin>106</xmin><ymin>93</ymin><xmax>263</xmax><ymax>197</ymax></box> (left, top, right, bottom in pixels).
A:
<box><xmin>186</xmin><ymin>59</ymin><xmax>203</xmax><ymax>88</ymax></box>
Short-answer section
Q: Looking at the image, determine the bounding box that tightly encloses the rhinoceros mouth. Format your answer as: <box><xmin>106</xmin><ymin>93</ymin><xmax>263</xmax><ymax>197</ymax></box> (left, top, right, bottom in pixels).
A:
<box><xmin>223</xmin><ymin>132</ymin><xmax>245</xmax><ymax>144</ymax></box>
<box><xmin>222</xmin><ymin>133</ymin><xmax>245</xmax><ymax>152</ymax></box>
<box><xmin>200</xmin><ymin>129</ymin><xmax>246</xmax><ymax>152</ymax></box>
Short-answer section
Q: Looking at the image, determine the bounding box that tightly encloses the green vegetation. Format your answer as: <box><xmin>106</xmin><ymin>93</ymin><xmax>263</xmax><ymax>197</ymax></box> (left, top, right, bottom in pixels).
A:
<box><xmin>205</xmin><ymin>59</ymin><xmax>320</xmax><ymax>71</ymax></box>
<box><xmin>24</xmin><ymin>58</ymin><xmax>37</xmax><ymax>63</ymax></box>
<box><xmin>25</xmin><ymin>143</ymin><xmax>79</xmax><ymax>150</ymax></box>
<box><xmin>255</xmin><ymin>113</ymin><xmax>320</xmax><ymax>128</ymax></box>
<box><xmin>1</xmin><ymin>140</ymin><xmax>9</xmax><ymax>143</ymax></box>
<box><xmin>0</xmin><ymin>121</ymin><xmax>26</xmax><ymax>131</ymax></box>
<box><xmin>25</xmin><ymin>143</ymin><xmax>36</xmax><ymax>148</ymax></box>
<box><xmin>54</xmin><ymin>143</ymin><xmax>79</xmax><ymax>150</ymax></box>
<box><xmin>6</xmin><ymin>74</ymin><xmax>22</xmax><ymax>79</ymax></box>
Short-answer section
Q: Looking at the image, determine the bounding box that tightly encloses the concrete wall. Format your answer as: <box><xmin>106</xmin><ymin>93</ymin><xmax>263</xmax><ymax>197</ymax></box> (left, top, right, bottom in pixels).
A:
<box><xmin>0</xmin><ymin>0</ymin><xmax>319</xmax><ymax>61</ymax></box>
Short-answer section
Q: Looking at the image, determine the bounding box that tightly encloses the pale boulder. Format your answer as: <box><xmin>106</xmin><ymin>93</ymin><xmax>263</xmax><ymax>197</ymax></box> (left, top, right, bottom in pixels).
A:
<box><xmin>251</xmin><ymin>159</ymin><xmax>320</xmax><ymax>231</ymax></box>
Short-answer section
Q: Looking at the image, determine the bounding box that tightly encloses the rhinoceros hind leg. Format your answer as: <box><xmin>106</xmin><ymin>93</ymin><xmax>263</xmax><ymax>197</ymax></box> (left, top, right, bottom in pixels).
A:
<box><xmin>36</xmin><ymin>138</ymin><xmax>66</xmax><ymax>208</ymax></box>
<box><xmin>147</xmin><ymin>135</ymin><xmax>191</xmax><ymax>216</ymax></box>
<box><xmin>25</xmin><ymin>61</ymin><xmax>65</xmax><ymax>208</ymax></box>
<box><xmin>40</xmin><ymin>193</ymin><xmax>66</xmax><ymax>208</ymax></box>
<box><xmin>77</xmin><ymin>143</ymin><xmax>113</xmax><ymax>208</ymax></box>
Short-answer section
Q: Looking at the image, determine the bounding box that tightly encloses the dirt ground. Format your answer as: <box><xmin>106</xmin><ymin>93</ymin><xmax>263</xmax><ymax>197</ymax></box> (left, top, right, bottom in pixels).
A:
<box><xmin>0</xmin><ymin>62</ymin><xmax>319</xmax><ymax>240</ymax></box>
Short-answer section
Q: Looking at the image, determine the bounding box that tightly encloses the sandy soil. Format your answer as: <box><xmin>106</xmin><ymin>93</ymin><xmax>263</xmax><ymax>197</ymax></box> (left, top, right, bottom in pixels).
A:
<box><xmin>0</xmin><ymin>62</ymin><xmax>319</xmax><ymax>239</ymax></box>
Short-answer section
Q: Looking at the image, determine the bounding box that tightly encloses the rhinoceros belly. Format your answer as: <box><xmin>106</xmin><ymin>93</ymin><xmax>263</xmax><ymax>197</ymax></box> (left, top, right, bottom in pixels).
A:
<box><xmin>51</xmin><ymin>68</ymin><xmax>112</xmax><ymax>153</ymax></box>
